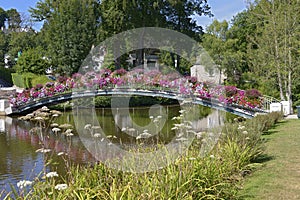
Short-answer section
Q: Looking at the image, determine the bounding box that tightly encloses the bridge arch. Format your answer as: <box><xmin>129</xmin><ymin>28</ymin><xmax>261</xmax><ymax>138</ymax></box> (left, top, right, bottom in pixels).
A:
<box><xmin>10</xmin><ymin>88</ymin><xmax>267</xmax><ymax>118</ymax></box>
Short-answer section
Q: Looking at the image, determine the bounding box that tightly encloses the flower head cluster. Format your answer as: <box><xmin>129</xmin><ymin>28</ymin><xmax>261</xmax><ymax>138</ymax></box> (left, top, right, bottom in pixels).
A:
<box><xmin>46</xmin><ymin>171</ymin><xmax>59</xmax><ymax>178</ymax></box>
<box><xmin>17</xmin><ymin>180</ymin><xmax>33</xmax><ymax>189</ymax></box>
<box><xmin>55</xmin><ymin>183</ymin><xmax>68</xmax><ymax>190</ymax></box>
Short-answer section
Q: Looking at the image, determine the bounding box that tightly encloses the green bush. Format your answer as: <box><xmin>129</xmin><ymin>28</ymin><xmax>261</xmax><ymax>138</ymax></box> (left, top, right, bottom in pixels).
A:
<box><xmin>12</xmin><ymin>73</ymin><xmax>26</xmax><ymax>88</ymax></box>
<box><xmin>12</xmin><ymin>73</ymin><xmax>51</xmax><ymax>88</ymax></box>
<box><xmin>14</xmin><ymin>47</ymin><xmax>51</xmax><ymax>75</ymax></box>
<box><xmin>31</xmin><ymin>75</ymin><xmax>51</xmax><ymax>87</ymax></box>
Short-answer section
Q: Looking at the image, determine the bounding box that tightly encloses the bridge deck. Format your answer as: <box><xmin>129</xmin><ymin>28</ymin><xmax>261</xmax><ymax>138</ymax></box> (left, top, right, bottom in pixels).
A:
<box><xmin>10</xmin><ymin>88</ymin><xmax>268</xmax><ymax>118</ymax></box>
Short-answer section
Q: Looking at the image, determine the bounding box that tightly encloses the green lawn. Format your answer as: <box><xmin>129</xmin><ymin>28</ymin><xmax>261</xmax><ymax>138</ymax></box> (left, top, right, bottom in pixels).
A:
<box><xmin>239</xmin><ymin>119</ymin><xmax>300</xmax><ymax>200</ymax></box>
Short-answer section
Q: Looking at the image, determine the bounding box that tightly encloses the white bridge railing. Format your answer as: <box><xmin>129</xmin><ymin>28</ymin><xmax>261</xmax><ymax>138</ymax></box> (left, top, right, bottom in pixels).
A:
<box><xmin>262</xmin><ymin>95</ymin><xmax>281</xmax><ymax>111</ymax></box>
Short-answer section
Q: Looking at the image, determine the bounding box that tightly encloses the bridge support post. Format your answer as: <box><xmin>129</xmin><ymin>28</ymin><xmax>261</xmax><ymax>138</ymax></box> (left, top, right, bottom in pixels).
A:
<box><xmin>0</xmin><ymin>99</ymin><xmax>12</xmax><ymax>116</ymax></box>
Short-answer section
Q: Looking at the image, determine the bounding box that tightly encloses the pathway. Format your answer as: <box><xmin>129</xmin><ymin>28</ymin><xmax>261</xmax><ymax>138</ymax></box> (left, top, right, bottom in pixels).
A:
<box><xmin>239</xmin><ymin>118</ymin><xmax>300</xmax><ymax>199</ymax></box>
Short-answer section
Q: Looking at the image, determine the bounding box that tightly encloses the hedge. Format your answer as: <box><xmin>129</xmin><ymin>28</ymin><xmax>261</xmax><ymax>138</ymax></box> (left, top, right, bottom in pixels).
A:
<box><xmin>12</xmin><ymin>73</ymin><xmax>51</xmax><ymax>88</ymax></box>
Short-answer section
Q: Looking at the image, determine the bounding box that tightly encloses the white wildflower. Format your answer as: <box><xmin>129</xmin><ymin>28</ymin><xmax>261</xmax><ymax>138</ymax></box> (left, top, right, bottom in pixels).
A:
<box><xmin>92</xmin><ymin>126</ymin><xmax>101</xmax><ymax>129</ymax></box>
<box><xmin>84</xmin><ymin>124</ymin><xmax>92</xmax><ymax>129</ymax></box>
<box><xmin>55</xmin><ymin>184</ymin><xmax>68</xmax><ymax>190</ymax></box>
<box><xmin>187</xmin><ymin>130</ymin><xmax>196</xmax><ymax>134</ymax></box>
<box><xmin>41</xmin><ymin>106</ymin><xmax>50</xmax><ymax>112</ymax></box>
<box><xmin>52</xmin><ymin>127</ymin><xmax>61</xmax><ymax>133</ymax></box>
<box><xmin>195</xmin><ymin>132</ymin><xmax>203</xmax><ymax>139</ymax></box>
<box><xmin>121</xmin><ymin>127</ymin><xmax>127</xmax><ymax>131</ymax></box>
<box><xmin>65</xmin><ymin>129</ymin><xmax>73</xmax><ymax>136</ymax></box>
<box><xmin>51</xmin><ymin>123</ymin><xmax>59</xmax><ymax>127</ymax></box>
<box><xmin>36</xmin><ymin>148</ymin><xmax>51</xmax><ymax>153</ymax></box>
<box><xmin>66</xmin><ymin>132</ymin><xmax>74</xmax><ymax>137</ymax></box>
<box><xmin>17</xmin><ymin>180</ymin><xmax>32</xmax><ymax>189</ymax></box>
<box><xmin>238</xmin><ymin>125</ymin><xmax>245</xmax><ymax>130</ymax></box>
<box><xmin>149</xmin><ymin>116</ymin><xmax>154</xmax><ymax>119</ymax></box>
<box><xmin>127</xmin><ymin>128</ymin><xmax>135</xmax><ymax>132</ymax></box>
<box><xmin>136</xmin><ymin>131</ymin><xmax>152</xmax><ymax>139</ymax></box>
<box><xmin>242</xmin><ymin>130</ymin><xmax>248</xmax><ymax>135</ymax></box>
<box><xmin>171</xmin><ymin>127</ymin><xmax>178</xmax><ymax>130</ymax></box>
<box><xmin>209</xmin><ymin>155</ymin><xmax>215</xmax><ymax>159</ymax></box>
<box><xmin>34</xmin><ymin>117</ymin><xmax>44</xmax><ymax>121</ymax></box>
<box><xmin>153</xmin><ymin>119</ymin><xmax>159</xmax><ymax>123</ymax></box>
<box><xmin>46</xmin><ymin>172</ymin><xmax>59</xmax><ymax>178</ymax></box>
<box><xmin>93</xmin><ymin>133</ymin><xmax>102</xmax><ymax>138</ymax></box>
<box><xmin>57</xmin><ymin>152</ymin><xmax>66</xmax><ymax>156</ymax></box>
<box><xmin>171</xmin><ymin>117</ymin><xmax>178</xmax><ymax>120</ymax></box>
<box><xmin>185</xmin><ymin>125</ymin><xmax>192</xmax><ymax>129</ymax></box>
<box><xmin>174</xmin><ymin>123</ymin><xmax>185</xmax><ymax>128</ymax></box>
<box><xmin>175</xmin><ymin>137</ymin><xmax>188</xmax><ymax>142</ymax></box>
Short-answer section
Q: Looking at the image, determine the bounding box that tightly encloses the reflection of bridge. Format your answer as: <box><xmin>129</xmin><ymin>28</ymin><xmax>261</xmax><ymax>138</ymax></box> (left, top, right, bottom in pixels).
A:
<box><xmin>9</xmin><ymin>88</ymin><xmax>268</xmax><ymax>118</ymax></box>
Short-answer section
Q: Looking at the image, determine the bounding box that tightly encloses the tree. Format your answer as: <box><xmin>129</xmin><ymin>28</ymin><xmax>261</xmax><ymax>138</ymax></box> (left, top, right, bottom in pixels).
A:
<box><xmin>31</xmin><ymin>0</ymin><xmax>100</xmax><ymax>75</ymax></box>
<box><xmin>247</xmin><ymin>0</ymin><xmax>300</xmax><ymax>112</ymax></box>
<box><xmin>29</xmin><ymin>0</ymin><xmax>59</xmax><ymax>22</ymax></box>
<box><xmin>201</xmin><ymin>20</ymin><xmax>228</xmax><ymax>83</ymax></box>
<box><xmin>224</xmin><ymin>11</ymin><xmax>257</xmax><ymax>88</ymax></box>
<box><xmin>98</xmin><ymin>0</ymin><xmax>212</xmax><ymax>71</ymax></box>
<box><xmin>7</xmin><ymin>30</ymin><xmax>37</xmax><ymax>61</ymax></box>
<box><xmin>6</xmin><ymin>8</ymin><xmax>21</xmax><ymax>30</ymax></box>
<box><xmin>163</xmin><ymin>0</ymin><xmax>212</xmax><ymax>40</ymax></box>
<box><xmin>0</xmin><ymin>32</ymin><xmax>8</xmax><ymax>67</ymax></box>
<box><xmin>0</xmin><ymin>7</ymin><xmax>7</xmax><ymax>29</ymax></box>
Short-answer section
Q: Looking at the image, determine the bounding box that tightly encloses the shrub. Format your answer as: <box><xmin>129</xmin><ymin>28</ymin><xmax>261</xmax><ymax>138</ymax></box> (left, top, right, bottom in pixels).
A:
<box><xmin>31</xmin><ymin>76</ymin><xmax>51</xmax><ymax>87</ymax></box>
<box><xmin>14</xmin><ymin>47</ymin><xmax>51</xmax><ymax>75</ymax></box>
<box><xmin>12</xmin><ymin>73</ymin><xmax>26</xmax><ymax>88</ymax></box>
<box><xmin>12</xmin><ymin>73</ymin><xmax>51</xmax><ymax>88</ymax></box>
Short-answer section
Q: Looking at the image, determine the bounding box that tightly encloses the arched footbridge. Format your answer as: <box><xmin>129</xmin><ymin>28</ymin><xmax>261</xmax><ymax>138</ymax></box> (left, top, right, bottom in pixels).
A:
<box><xmin>7</xmin><ymin>88</ymin><xmax>269</xmax><ymax>118</ymax></box>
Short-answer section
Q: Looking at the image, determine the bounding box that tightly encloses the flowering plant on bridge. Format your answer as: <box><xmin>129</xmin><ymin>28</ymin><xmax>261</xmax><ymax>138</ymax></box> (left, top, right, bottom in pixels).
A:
<box><xmin>9</xmin><ymin>68</ymin><xmax>263</xmax><ymax>109</ymax></box>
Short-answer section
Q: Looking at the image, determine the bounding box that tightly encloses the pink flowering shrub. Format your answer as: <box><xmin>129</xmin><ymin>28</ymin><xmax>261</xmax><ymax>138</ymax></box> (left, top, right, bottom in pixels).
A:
<box><xmin>9</xmin><ymin>68</ymin><xmax>263</xmax><ymax>109</ymax></box>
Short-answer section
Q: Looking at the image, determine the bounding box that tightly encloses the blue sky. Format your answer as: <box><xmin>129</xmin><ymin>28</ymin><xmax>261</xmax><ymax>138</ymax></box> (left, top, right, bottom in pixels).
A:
<box><xmin>0</xmin><ymin>0</ymin><xmax>249</xmax><ymax>30</ymax></box>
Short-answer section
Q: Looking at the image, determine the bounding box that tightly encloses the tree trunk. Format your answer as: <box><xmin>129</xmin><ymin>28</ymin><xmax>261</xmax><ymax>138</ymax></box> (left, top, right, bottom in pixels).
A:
<box><xmin>272</xmin><ymin>9</ymin><xmax>285</xmax><ymax>101</ymax></box>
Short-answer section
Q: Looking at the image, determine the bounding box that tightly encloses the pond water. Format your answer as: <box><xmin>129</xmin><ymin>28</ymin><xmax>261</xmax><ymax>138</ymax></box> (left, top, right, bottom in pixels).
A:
<box><xmin>0</xmin><ymin>105</ymin><xmax>224</xmax><ymax>197</ymax></box>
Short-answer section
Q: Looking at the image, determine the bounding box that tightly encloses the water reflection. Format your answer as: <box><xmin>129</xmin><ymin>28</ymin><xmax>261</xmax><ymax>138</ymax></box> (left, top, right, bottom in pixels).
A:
<box><xmin>0</xmin><ymin>105</ymin><xmax>224</xmax><ymax>196</ymax></box>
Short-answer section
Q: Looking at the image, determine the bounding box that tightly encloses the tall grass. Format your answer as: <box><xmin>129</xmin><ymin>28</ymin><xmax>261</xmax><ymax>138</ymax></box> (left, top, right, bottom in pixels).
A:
<box><xmin>7</xmin><ymin>112</ymin><xmax>282</xmax><ymax>200</ymax></box>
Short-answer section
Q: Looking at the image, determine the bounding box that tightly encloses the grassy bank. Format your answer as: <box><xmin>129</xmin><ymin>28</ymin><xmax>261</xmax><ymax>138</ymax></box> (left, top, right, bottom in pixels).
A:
<box><xmin>238</xmin><ymin>119</ymin><xmax>300</xmax><ymax>199</ymax></box>
<box><xmin>4</xmin><ymin>111</ymin><xmax>282</xmax><ymax>199</ymax></box>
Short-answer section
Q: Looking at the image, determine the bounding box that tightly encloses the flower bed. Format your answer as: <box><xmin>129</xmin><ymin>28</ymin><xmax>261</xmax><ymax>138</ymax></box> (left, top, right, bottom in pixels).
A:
<box><xmin>9</xmin><ymin>68</ymin><xmax>263</xmax><ymax>109</ymax></box>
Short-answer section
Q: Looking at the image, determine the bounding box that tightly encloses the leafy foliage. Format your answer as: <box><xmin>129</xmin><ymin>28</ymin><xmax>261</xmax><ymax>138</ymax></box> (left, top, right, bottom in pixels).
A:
<box><xmin>14</xmin><ymin>47</ymin><xmax>50</xmax><ymax>74</ymax></box>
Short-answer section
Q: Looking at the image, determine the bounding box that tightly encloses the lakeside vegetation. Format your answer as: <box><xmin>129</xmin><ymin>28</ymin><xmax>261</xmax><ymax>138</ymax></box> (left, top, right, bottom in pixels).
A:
<box><xmin>2</xmin><ymin>110</ymin><xmax>282</xmax><ymax>199</ymax></box>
